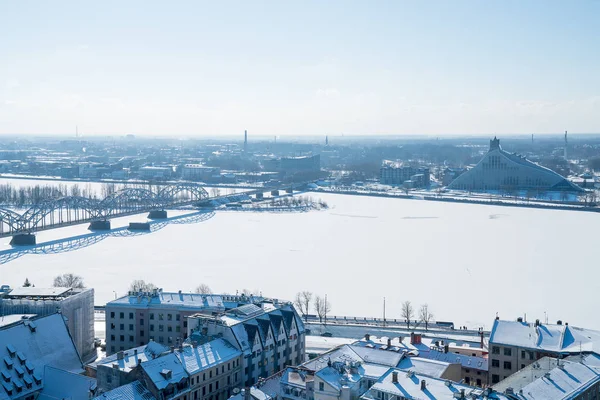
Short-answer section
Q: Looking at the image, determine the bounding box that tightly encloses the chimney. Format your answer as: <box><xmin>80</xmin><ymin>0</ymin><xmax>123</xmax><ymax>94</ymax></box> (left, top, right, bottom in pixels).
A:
<box><xmin>117</xmin><ymin>351</ymin><xmax>124</xmax><ymax>360</ymax></box>
<box><xmin>460</xmin><ymin>389</ymin><xmax>465</xmax><ymax>398</ymax></box>
<box><xmin>364</xmin><ymin>334</ymin><xmax>370</xmax><ymax>341</ymax></box>
<box><xmin>170</xmin><ymin>346</ymin><xmax>175</xmax><ymax>353</ymax></box>
<box><xmin>517</xmin><ymin>317</ymin><xmax>523</xmax><ymax>322</ymax></box>
<box><xmin>444</xmin><ymin>344</ymin><xmax>449</xmax><ymax>354</ymax></box>
<box><xmin>244</xmin><ymin>387</ymin><xmax>252</xmax><ymax>400</ymax></box>
<box><xmin>480</xmin><ymin>331</ymin><xmax>484</xmax><ymax>349</ymax></box>
<box><xmin>557</xmin><ymin>320</ymin><xmax>562</xmax><ymax>325</ymax></box>
<box><xmin>387</xmin><ymin>338</ymin><xmax>392</xmax><ymax>347</ymax></box>
<box><xmin>411</xmin><ymin>333</ymin><xmax>422</xmax><ymax>345</ymax></box>
<box><xmin>392</xmin><ymin>371</ymin><xmax>398</xmax><ymax>383</ymax></box>
<box><xmin>535</xmin><ymin>319</ymin><xmax>540</xmax><ymax>327</ymax></box>
<box><xmin>399</xmin><ymin>336</ymin><xmax>403</xmax><ymax>343</ymax></box>
<box><xmin>420</xmin><ymin>380</ymin><xmax>426</xmax><ymax>391</ymax></box>
<box><xmin>410</xmin><ymin>332</ymin><xmax>415</xmax><ymax>344</ymax></box>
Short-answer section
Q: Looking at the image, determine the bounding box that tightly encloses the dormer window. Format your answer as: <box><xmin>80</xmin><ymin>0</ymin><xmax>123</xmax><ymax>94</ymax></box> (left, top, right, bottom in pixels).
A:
<box><xmin>3</xmin><ymin>357</ymin><xmax>13</xmax><ymax>369</ymax></box>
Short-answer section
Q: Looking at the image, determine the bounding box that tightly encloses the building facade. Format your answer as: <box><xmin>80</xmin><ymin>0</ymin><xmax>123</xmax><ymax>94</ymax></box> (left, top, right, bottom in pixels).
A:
<box><xmin>0</xmin><ymin>285</ymin><xmax>95</xmax><ymax>362</ymax></box>
<box><xmin>488</xmin><ymin>318</ymin><xmax>600</xmax><ymax>385</ymax></box>
<box><xmin>187</xmin><ymin>302</ymin><xmax>306</xmax><ymax>387</ymax></box>
<box><xmin>448</xmin><ymin>137</ymin><xmax>583</xmax><ymax>193</ymax></box>
<box><xmin>379</xmin><ymin>161</ymin><xmax>430</xmax><ymax>188</ymax></box>
<box><xmin>105</xmin><ymin>291</ymin><xmax>277</xmax><ymax>356</ymax></box>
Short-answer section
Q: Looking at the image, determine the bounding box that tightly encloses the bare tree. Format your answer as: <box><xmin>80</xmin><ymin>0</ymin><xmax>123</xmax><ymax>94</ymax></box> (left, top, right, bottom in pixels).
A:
<box><xmin>401</xmin><ymin>301</ymin><xmax>414</xmax><ymax>329</ymax></box>
<box><xmin>314</xmin><ymin>295</ymin><xmax>331</xmax><ymax>323</ymax></box>
<box><xmin>294</xmin><ymin>291</ymin><xmax>313</xmax><ymax>321</ymax></box>
<box><xmin>129</xmin><ymin>280</ymin><xmax>156</xmax><ymax>292</ymax></box>
<box><xmin>210</xmin><ymin>188</ymin><xmax>221</xmax><ymax>197</ymax></box>
<box><xmin>195</xmin><ymin>284</ymin><xmax>212</xmax><ymax>294</ymax></box>
<box><xmin>419</xmin><ymin>304</ymin><xmax>434</xmax><ymax>331</ymax></box>
<box><xmin>23</xmin><ymin>278</ymin><xmax>32</xmax><ymax>287</ymax></box>
<box><xmin>53</xmin><ymin>273</ymin><xmax>85</xmax><ymax>289</ymax></box>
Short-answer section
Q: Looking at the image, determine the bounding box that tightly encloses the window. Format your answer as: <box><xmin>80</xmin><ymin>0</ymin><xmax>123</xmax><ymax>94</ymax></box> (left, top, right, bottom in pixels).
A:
<box><xmin>504</xmin><ymin>361</ymin><xmax>512</xmax><ymax>370</ymax></box>
<box><xmin>465</xmin><ymin>377</ymin><xmax>470</xmax><ymax>385</ymax></box>
<box><xmin>176</xmin><ymin>326</ymin><xmax>181</xmax><ymax>333</ymax></box>
<box><xmin>216</xmin><ymin>381</ymin><xmax>219</xmax><ymax>390</ymax></box>
<box><xmin>150</xmin><ymin>313</ymin><xmax>155</xmax><ymax>320</ymax></box>
<box><xmin>504</xmin><ymin>348</ymin><xmax>512</xmax><ymax>356</ymax></box>
<box><xmin>111</xmin><ymin>346</ymin><xmax>115</xmax><ymax>353</ymax></box>
<box><xmin>203</xmin><ymin>387</ymin><xmax>206</xmax><ymax>396</ymax></box>
<box><xmin>159</xmin><ymin>314</ymin><xmax>164</xmax><ymax>321</ymax></box>
<box><xmin>168</xmin><ymin>326</ymin><xmax>172</xmax><ymax>332</ymax></box>
<box><xmin>184</xmin><ymin>321</ymin><xmax>188</xmax><ymax>328</ymax></box>
<box><xmin>492</xmin><ymin>374</ymin><xmax>500</xmax><ymax>384</ymax></box>
<box><xmin>120</xmin><ymin>312</ymin><xmax>124</xmax><ymax>319</ymax></box>
<box><xmin>168</xmin><ymin>314</ymin><xmax>172</xmax><ymax>321</ymax></box>
<box><xmin>492</xmin><ymin>346</ymin><xmax>500</xmax><ymax>355</ymax></box>
<box><xmin>110</xmin><ymin>312</ymin><xmax>115</xmax><ymax>318</ymax></box>
<box><xmin>111</xmin><ymin>323</ymin><xmax>115</xmax><ymax>329</ymax></box>
<box><xmin>476</xmin><ymin>379</ymin><xmax>481</xmax><ymax>386</ymax></box>
<box><xmin>492</xmin><ymin>359</ymin><xmax>500</xmax><ymax>368</ymax></box>
<box><xmin>521</xmin><ymin>351</ymin><xmax>526</xmax><ymax>359</ymax></box>
<box><xmin>110</xmin><ymin>334</ymin><xmax>115</xmax><ymax>341</ymax></box>
<box><xmin>129</xmin><ymin>335</ymin><xmax>134</xmax><ymax>342</ymax></box>
<box><xmin>159</xmin><ymin>325</ymin><xmax>164</xmax><ymax>332</ymax></box>
<box><xmin>209</xmin><ymin>383</ymin><xmax>212</xmax><ymax>392</ymax></box>
<box><xmin>150</xmin><ymin>325</ymin><xmax>154</xmax><ymax>331</ymax></box>
<box><xmin>129</xmin><ymin>312</ymin><xmax>134</xmax><ymax>319</ymax></box>
<box><xmin>521</xmin><ymin>364</ymin><xmax>525</xmax><ymax>369</ymax></box>
<box><xmin>141</xmin><ymin>330</ymin><xmax>145</xmax><ymax>337</ymax></box>
<box><xmin>210</xmin><ymin>370</ymin><xmax>212</xmax><ymax>378</ymax></box>
<box><xmin>140</xmin><ymin>319</ymin><xmax>144</xmax><ymax>325</ymax></box>
<box><xmin>168</xmin><ymin>337</ymin><xmax>173</xmax><ymax>344</ymax></box>
<box><xmin>529</xmin><ymin>351</ymin><xmax>535</xmax><ymax>360</ymax></box>
<box><xmin>129</xmin><ymin>324</ymin><xmax>134</xmax><ymax>331</ymax></box>
<box><xmin>176</xmin><ymin>314</ymin><xmax>181</xmax><ymax>321</ymax></box>
<box><xmin>158</xmin><ymin>336</ymin><xmax>164</xmax><ymax>343</ymax></box>
<box><xmin>119</xmin><ymin>335</ymin><xmax>124</xmax><ymax>342</ymax></box>
<box><xmin>120</xmin><ymin>324</ymin><xmax>124</xmax><ymax>330</ymax></box>
<box><xmin>465</xmin><ymin>369</ymin><xmax>470</xmax><ymax>373</ymax></box>
<box><xmin>319</xmin><ymin>382</ymin><xmax>324</xmax><ymax>391</ymax></box>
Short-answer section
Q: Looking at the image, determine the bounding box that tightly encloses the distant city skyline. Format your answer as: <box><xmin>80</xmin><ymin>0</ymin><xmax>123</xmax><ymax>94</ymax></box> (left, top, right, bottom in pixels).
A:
<box><xmin>0</xmin><ymin>0</ymin><xmax>598</xmax><ymax>136</ymax></box>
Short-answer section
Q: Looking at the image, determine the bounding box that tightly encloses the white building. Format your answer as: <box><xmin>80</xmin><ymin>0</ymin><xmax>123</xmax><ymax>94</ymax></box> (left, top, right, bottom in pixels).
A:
<box><xmin>448</xmin><ymin>137</ymin><xmax>582</xmax><ymax>193</ymax></box>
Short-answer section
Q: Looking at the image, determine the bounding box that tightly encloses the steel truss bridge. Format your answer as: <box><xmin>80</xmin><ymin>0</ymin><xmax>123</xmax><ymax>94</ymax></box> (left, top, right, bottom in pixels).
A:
<box><xmin>0</xmin><ymin>183</ymin><xmax>210</xmax><ymax>238</ymax></box>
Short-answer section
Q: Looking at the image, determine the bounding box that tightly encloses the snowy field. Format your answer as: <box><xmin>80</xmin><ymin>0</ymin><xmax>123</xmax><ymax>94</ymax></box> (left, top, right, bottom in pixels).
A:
<box><xmin>0</xmin><ymin>190</ymin><xmax>598</xmax><ymax>331</ymax></box>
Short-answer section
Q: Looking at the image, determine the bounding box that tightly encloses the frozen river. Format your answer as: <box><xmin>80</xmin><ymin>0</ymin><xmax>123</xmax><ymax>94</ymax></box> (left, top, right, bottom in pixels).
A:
<box><xmin>0</xmin><ymin>189</ymin><xmax>598</xmax><ymax>331</ymax></box>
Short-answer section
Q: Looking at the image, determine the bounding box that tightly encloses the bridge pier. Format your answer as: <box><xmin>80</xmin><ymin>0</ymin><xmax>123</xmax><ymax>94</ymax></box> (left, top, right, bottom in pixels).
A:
<box><xmin>88</xmin><ymin>220</ymin><xmax>111</xmax><ymax>231</ymax></box>
<box><xmin>10</xmin><ymin>234</ymin><xmax>36</xmax><ymax>246</ymax></box>
<box><xmin>128</xmin><ymin>222</ymin><xmax>151</xmax><ymax>231</ymax></box>
<box><xmin>285</xmin><ymin>188</ymin><xmax>293</xmax><ymax>194</ymax></box>
<box><xmin>271</xmin><ymin>190</ymin><xmax>280</xmax><ymax>196</ymax></box>
<box><xmin>255</xmin><ymin>193</ymin><xmax>264</xmax><ymax>200</ymax></box>
<box><xmin>148</xmin><ymin>210</ymin><xmax>168</xmax><ymax>219</ymax></box>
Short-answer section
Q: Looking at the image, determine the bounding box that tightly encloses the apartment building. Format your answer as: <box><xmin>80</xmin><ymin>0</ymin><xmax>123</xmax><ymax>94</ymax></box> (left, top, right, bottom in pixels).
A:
<box><xmin>0</xmin><ymin>285</ymin><xmax>95</xmax><ymax>362</ymax></box>
<box><xmin>187</xmin><ymin>302</ymin><xmax>306</xmax><ymax>387</ymax></box>
<box><xmin>105</xmin><ymin>290</ymin><xmax>268</xmax><ymax>355</ymax></box>
<box><xmin>488</xmin><ymin>318</ymin><xmax>600</xmax><ymax>385</ymax></box>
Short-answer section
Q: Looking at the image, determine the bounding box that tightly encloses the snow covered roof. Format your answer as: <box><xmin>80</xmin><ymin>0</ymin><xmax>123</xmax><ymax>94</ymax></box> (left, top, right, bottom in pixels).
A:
<box><xmin>490</xmin><ymin>320</ymin><xmax>600</xmax><ymax>355</ymax></box>
<box><xmin>493</xmin><ymin>357</ymin><xmax>600</xmax><ymax>399</ymax></box>
<box><xmin>3</xmin><ymin>287</ymin><xmax>73</xmax><ymax>298</ymax></box>
<box><xmin>92</xmin><ymin>342</ymin><xmax>169</xmax><ymax>373</ymax></box>
<box><xmin>302</xmin><ymin>345</ymin><xmax>363</xmax><ymax>371</ymax></box>
<box><xmin>0</xmin><ymin>315</ymin><xmax>36</xmax><ymax>329</ymax></box>
<box><xmin>0</xmin><ymin>313</ymin><xmax>83</xmax><ymax>400</ymax></box>
<box><xmin>173</xmin><ymin>339</ymin><xmax>241</xmax><ymax>375</ymax></box>
<box><xmin>316</xmin><ymin>364</ymin><xmax>362</xmax><ymax>391</ymax></box>
<box><xmin>281</xmin><ymin>367</ymin><xmax>314</xmax><ymax>388</ymax></box>
<box><xmin>350</xmin><ymin>346</ymin><xmax>403</xmax><ymax>367</ymax></box>
<box><xmin>93</xmin><ymin>381</ymin><xmax>156</xmax><ymax>400</ymax></box>
<box><xmin>361</xmin><ymin>368</ymin><xmax>509</xmax><ymax>400</ymax></box>
<box><xmin>396</xmin><ymin>357</ymin><xmax>452</xmax><ymax>379</ymax></box>
<box><xmin>228</xmin><ymin>387</ymin><xmax>271</xmax><ymax>400</ymax></box>
<box><xmin>37</xmin><ymin>366</ymin><xmax>97</xmax><ymax>400</ymax></box>
<box><xmin>140</xmin><ymin>353</ymin><xmax>188</xmax><ymax>390</ymax></box>
<box><xmin>109</xmin><ymin>292</ymin><xmax>230</xmax><ymax>311</ymax></box>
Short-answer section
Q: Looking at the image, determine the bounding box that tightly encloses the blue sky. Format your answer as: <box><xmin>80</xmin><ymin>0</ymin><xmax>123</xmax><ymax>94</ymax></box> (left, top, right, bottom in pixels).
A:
<box><xmin>0</xmin><ymin>0</ymin><xmax>598</xmax><ymax>136</ymax></box>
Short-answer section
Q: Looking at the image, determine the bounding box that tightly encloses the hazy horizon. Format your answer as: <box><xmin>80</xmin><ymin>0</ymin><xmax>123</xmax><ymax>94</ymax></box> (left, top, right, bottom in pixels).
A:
<box><xmin>1</xmin><ymin>0</ymin><xmax>599</xmax><ymax>136</ymax></box>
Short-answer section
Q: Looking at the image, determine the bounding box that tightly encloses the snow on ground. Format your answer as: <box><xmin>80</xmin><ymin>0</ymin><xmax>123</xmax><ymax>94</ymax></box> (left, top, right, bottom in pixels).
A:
<box><xmin>0</xmin><ymin>192</ymin><xmax>598</xmax><ymax>331</ymax></box>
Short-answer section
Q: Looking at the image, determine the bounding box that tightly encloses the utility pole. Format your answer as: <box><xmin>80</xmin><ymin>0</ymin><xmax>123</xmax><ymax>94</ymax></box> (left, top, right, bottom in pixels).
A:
<box><xmin>324</xmin><ymin>293</ymin><xmax>328</xmax><ymax>326</ymax></box>
<box><xmin>383</xmin><ymin>297</ymin><xmax>386</xmax><ymax>327</ymax></box>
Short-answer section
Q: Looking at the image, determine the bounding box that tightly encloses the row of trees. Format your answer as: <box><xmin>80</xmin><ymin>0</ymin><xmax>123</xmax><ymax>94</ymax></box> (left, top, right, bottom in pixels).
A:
<box><xmin>294</xmin><ymin>292</ymin><xmax>435</xmax><ymax>330</ymax></box>
<box><xmin>269</xmin><ymin>196</ymin><xmax>328</xmax><ymax>209</ymax></box>
<box><xmin>294</xmin><ymin>291</ymin><xmax>331</xmax><ymax>323</ymax></box>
